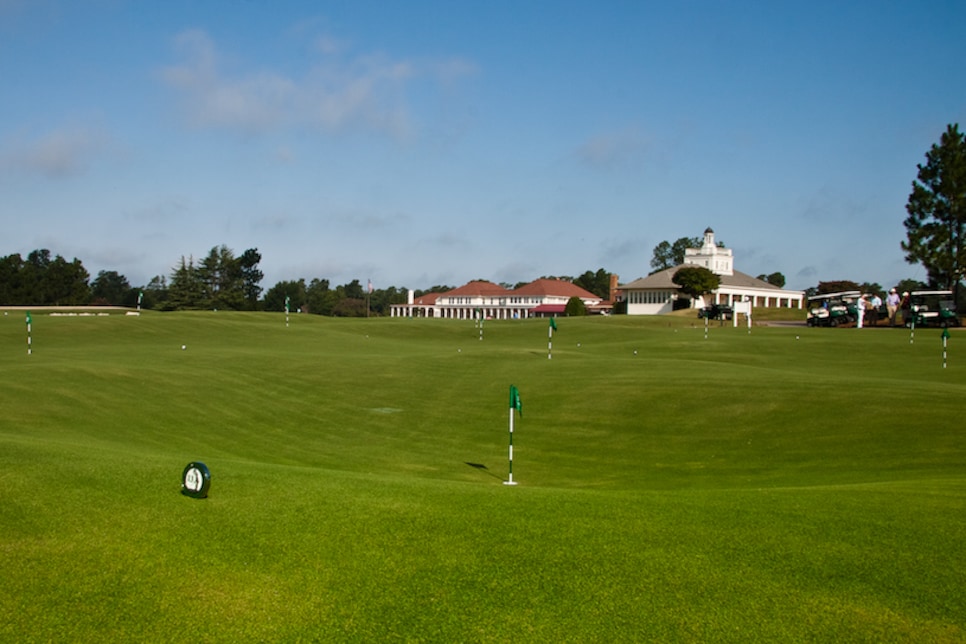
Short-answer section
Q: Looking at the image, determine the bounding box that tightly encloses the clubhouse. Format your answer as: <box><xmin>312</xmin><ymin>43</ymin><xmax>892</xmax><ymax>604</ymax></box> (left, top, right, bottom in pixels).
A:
<box><xmin>389</xmin><ymin>278</ymin><xmax>604</xmax><ymax>319</ymax></box>
<box><xmin>390</xmin><ymin>228</ymin><xmax>803</xmax><ymax>319</ymax></box>
<box><xmin>620</xmin><ymin>228</ymin><xmax>804</xmax><ymax>314</ymax></box>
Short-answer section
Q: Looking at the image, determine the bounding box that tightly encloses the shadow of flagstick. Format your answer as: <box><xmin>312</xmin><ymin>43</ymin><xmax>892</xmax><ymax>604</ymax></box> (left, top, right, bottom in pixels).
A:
<box><xmin>464</xmin><ymin>462</ymin><xmax>505</xmax><ymax>481</ymax></box>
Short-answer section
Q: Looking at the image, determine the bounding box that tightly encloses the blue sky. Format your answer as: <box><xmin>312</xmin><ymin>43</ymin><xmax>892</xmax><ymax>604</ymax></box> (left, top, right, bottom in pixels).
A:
<box><xmin>2</xmin><ymin>1</ymin><xmax>964</xmax><ymax>293</ymax></box>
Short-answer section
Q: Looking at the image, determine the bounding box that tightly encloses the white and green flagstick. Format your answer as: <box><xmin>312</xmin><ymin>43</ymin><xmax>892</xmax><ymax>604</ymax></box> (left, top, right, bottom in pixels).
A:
<box><xmin>25</xmin><ymin>311</ymin><xmax>32</xmax><ymax>355</ymax></box>
<box><xmin>942</xmin><ymin>327</ymin><xmax>950</xmax><ymax>368</ymax></box>
<box><xmin>285</xmin><ymin>295</ymin><xmax>290</xmax><ymax>328</ymax></box>
<box><xmin>478</xmin><ymin>309</ymin><xmax>484</xmax><ymax>341</ymax></box>
<box><xmin>137</xmin><ymin>290</ymin><xmax>143</xmax><ymax>313</ymax></box>
<box><xmin>548</xmin><ymin>316</ymin><xmax>557</xmax><ymax>359</ymax></box>
<box><xmin>505</xmin><ymin>385</ymin><xmax>522</xmax><ymax>485</ymax></box>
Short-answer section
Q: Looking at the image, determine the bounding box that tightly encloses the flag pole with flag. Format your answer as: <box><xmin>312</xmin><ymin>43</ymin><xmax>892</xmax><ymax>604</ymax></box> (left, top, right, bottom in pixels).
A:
<box><xmin>548</xmin><ymin>316</ymin><xmax>557</xmax><ymax>359</ymax></box>
<box><xmin>285</xmin><ymin>295</ymin><xmax>290</xmax><ymax>327</ymax></box>
<box><xmin>26</xmin><ymin>311</ymin><xmax>32</xmax><ymax>355</ymax></box>
<box><xmin>137</xmin><ymin>291</ymin><xmax>143</xmax><ymax>314</ymax></box>
<box><xmin>942</xmin><ymin>327</ymin><xmax>950</xmax><ymax>369</ymax></box>
<box><xmin>367</xmin><ymin>279</ymin><xmax>373</xmax><ymax>318</ymax></box>
<box><xmin>505</xmin><ymin>385</ymin><xmax>522</xmax><ymax>485</ymax></box>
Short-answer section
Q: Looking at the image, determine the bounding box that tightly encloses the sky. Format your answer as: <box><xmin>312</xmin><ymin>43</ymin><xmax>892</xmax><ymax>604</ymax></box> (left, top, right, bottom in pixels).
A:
<box><xmin>2</xmin><ymin>0</ymin><xmax>965</xmax><ymax>293</ymax></box>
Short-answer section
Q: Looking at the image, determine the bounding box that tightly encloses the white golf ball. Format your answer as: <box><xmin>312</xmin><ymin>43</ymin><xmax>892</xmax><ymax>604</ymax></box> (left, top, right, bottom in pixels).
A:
<box><xmin>181</xmin><ymin>345</ymin><xmax>186</xmax><ymax>350</ymax></box>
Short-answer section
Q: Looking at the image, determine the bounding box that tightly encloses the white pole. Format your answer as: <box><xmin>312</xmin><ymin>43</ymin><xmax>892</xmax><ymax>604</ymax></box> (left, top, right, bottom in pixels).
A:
<box><xmin>548</xmin><ymin>323</ymin><xmax>553</xmax><ymax>359</ymax></box>
<box><xmin>943</xmin><ymin>329</ymin><xmax>949</xmax><ymax>369</ymax></box>
<box><xmin>505</xmin><ymin>405</ymin><xmax>516</xmax><ymax>485</ymax></box>
<box><xmin>26</xmin><ymin>311</ymin><xmax>32</xmax><ymax>356</ymax></box>
<box><xmin>285</xmin><ymin>295</ymin><xmax>290</xmax><ymax>328</ymax></box>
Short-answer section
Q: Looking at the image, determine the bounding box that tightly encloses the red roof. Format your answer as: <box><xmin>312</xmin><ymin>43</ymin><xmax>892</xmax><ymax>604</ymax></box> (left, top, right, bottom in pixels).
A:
<box><xmin>530</xmin><ymin>304</ymin><xmax>567</xmax><ymax>313</ymax></box>
<box><xmin>413</xmin><ymin>293</ymin><xmax>441</xmax><ymax>305</ymax></box>
<box><xmin>512</xmin><ymin>278</ymin><xmax>600</xmax><ymax>301</ymax></box>
<box><xmin>442</xmin><ymin>280</ymin><xmax>511</xmax><ymax>297</ymax></box>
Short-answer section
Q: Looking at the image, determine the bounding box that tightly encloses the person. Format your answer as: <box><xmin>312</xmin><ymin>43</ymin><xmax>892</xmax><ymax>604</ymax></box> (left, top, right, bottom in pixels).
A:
<box><xmin>900</xmin><ymin>291</ymin><xmax>912</xmax><ymax>327</ymax></box>
<box><xmin>886</xmin><ymin>288</ymin><xmax>900</xmax><ymax>326</ymax></box>
<box><xmin>855</xmin><ymin>295</ymin><xmax>866</xmax><ymax>328</ymax></box>
<box><xmin>868</xmin><ymin>292</ymin><xmax>882</xmax><ymax>326</ymax></box>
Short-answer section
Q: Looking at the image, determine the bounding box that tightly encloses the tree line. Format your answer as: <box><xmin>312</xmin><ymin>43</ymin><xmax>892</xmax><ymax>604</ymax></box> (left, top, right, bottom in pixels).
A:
<box><xmin>0</xmin><ymin>245</ymin><xmax>617</xmax><ymax>317</ymax></box>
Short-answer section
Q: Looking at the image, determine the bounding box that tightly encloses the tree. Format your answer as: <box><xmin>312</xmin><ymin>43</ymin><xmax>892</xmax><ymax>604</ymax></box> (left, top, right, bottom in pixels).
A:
<box><xmin>650</xmin><ymin>237</ymin><xmax>701</xmax><ymax>273</ymax></box>
<box><xmin>166</xmin><ymin>256</ymin><xmax>204</xmax><ymax>310</ymax></box>
<box><xmin>305</xmin><ymin>278</ymin><xmax>335</xmax><ymax>315</ymax></box>
<box><xmin>91</xmin><ymin>270</ymin><xmax>131</xmax><ymax>305</ymax></box>
<box><xmin>197</xmin><ymin>245</ymin><xmax>245</xmax><ymax>310</ymax></box>
<box><xmin>756</xmin><ymin>272</ymin><xmax>786</xmax><ymax>288</ymax></box>
<box><xmin>238</xmin><ymin>248</ymin><xmax>263</xmax><ymax>310</ymax></box>
<box><xmin>672</xmin><ymin>266</ymin><xmax>720</xmax><ymax>304</ymax></box>
<box><xmin>815</xmin><ymin>280</ymin><xmax>860</xmax><ymax>295</ymax></box>
<box><xmin>141</xmin><ymin>275</ymin><xmax>169</xmax><ymax>310</ymax></box>
<box><xmin>564</xmin><ymin>296</ymin><xmax>587</xmax><ymax>316</ymax></box>
<box><xmin>574</xmin><ymin>268</ymin><xmax>612</xmax><ymax>300</ymax></box>
<box><xmin>903</xmin><ymin>123</ymin><xmax>966</xmax><ymax>301</ymax></box>
<box><xmin>264</xmin><ymin>279</ymin><xmax>306</xmax><ymax>313</ymax></box>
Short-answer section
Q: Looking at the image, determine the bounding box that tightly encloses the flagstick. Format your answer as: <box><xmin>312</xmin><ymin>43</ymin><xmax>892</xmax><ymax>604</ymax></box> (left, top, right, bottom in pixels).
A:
<box><xmin>548</xmin><ymin>323</ymin><xmax>553</xmax><ymax>359</ymax></box>
<box><xmin>704</xmin><ymin>314</ymin><xmax>709</xmax><ymax>340</ymax></box>
<box><xmin>26</xmin><ymin>311</ymin><xmax>32</xmax><ymax>356</ymax></box>
<box><xmin>505</xmin><ymin>404</ymin><xmax>517</xmax><ymax>485</ymax></box>
<box><xmin>285</xmin><ymin>296</ymin><xmax>290</xmax><ymax>328</ymax></box>
<box><xmin>943</xmin><ymin>328</ymin><xmax>949</xmax><ymax>369</ymax></box>
<box><xmin>505</xmin><ymin>385</ymin><xmax>521</xmax><ymax>485</ymax></box>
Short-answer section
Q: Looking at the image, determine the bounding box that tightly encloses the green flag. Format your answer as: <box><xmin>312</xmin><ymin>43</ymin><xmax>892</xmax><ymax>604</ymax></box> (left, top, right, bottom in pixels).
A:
<box><xmin>942</xmin><ymin>327</ymin><xmax>951</xmax><ymax>340</ymax></box>
<box><xmin>509</xmin><ymin>385</ymin><xmax>522</xmax><ymax>417</ymax></box>
<box><xmin>549</xmin><ymin>317</ymin><xmax>557</xmax><ymax>331</ymax></box>
<box><xmin>25</xmin><ymin>311</ymin><xmax>32</xmax><ymax>325</ymax></box>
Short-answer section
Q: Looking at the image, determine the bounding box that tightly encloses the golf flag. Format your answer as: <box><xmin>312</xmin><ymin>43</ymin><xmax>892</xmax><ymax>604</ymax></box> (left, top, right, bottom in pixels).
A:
<box><xmin>25</xmin><ymin>311</ymin><xmax>32</xmax><ymax>326</ymax></box>
<box><xmin>368</xmin><ymin>279</ymin><xmax>374</xmax><ymax>294</ymax></box>
<box><xmin>942</xmin><ymin>327</ymin><xmax>951</xmax><ymax>340</ymax></box>
<box><xmin>509</xmin><ymin>384</ymin><xmax>522</xmax><ymax>417</ymax></box>
<box><xmin>549</xmin><ymin>316</ymin><xmax>557</xmax><ymax>331</ymax></box>
<box><xmin>25</xmin><ymin>311</ymin><xmax>32</xmax><ymax>355</ymax></box>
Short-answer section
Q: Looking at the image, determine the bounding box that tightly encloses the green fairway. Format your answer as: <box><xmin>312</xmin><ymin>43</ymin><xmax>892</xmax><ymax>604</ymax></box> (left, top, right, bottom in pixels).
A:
<box><xmin>1</xmin><ymin>311</ymin><xmax>964</xmax><ymax>642</ymax></box>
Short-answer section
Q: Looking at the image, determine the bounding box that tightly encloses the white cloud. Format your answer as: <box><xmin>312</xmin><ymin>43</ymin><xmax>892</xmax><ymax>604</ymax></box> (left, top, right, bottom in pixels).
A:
<box><xmin>1</xmin><ymin>125</ymin><xmax>110</xmax><ymax>179</ymax></box>
<box><xmin>160</xmin><ymin>28</ymin><xmax>475</xmax><ymax>140</ymax></box>
<box><xmin>576</xmin><ymin>126</ymin><xmax>651</xmax><ymax>168</ymax></box>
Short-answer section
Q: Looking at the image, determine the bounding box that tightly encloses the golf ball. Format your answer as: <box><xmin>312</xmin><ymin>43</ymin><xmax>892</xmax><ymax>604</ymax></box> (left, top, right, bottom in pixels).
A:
<box><xmin>181</xmin><ymin>345</ymin><xmax>186</xmax><ymax>350</ymax></box>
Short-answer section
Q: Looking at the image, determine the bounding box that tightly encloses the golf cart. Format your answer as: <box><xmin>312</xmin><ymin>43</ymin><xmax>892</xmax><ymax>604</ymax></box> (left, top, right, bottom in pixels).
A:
<box><xmin>806</xmin><ymin>290</ymin><xmax>861</xmax><ymax>327</ymax></box>
<box><xmin>906</xmin><ymin>290</ymin><xmax>960</xmax><ymax>328</ymax></box>
<box><xmin>697</xmin><ymin>303</ymin><xmax>733</xmax><ymax>322</ymax></box>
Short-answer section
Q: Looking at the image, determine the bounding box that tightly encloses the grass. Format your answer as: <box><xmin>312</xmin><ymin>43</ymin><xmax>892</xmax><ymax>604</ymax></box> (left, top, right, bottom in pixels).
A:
<box><xmin>0</xmin><ymin>310</ymin><xmax>964</xmax><ymax>642</ymax></box>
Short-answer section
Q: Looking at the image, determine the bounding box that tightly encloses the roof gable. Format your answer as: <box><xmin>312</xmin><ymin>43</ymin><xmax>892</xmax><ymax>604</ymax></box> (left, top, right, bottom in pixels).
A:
<box><xmin>621</xmin><ymin>266</ymin><xmax>788</xmax><ymax>291</ymax></box>
<box><xmin>512</xmin><ymin>278</ymin><xmax>601</xmax><ymax>300</ymax></box>
<box><xmin>442</xmin><ymin>280</ymin><xmax>510</xmax><ymax>297</ymax></box>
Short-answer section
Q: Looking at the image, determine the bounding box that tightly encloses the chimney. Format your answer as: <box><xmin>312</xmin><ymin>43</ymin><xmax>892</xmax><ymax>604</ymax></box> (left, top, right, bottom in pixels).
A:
<box><xmin>609</xmin><ymin>274</ymin><xmax>619</xmax><ymax>302</ymax></box>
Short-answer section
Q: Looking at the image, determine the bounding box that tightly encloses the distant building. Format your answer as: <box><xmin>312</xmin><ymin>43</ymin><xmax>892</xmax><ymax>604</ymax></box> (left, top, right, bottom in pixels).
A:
<box><xmin>390</xmin><ymin>278</ymin><xmax>603</xmax><ymax>319</ymax></box>
<box><xmin>619</xmin><ymin>228</ymin><xmax>804</xmax><ymax>315</ymax></box>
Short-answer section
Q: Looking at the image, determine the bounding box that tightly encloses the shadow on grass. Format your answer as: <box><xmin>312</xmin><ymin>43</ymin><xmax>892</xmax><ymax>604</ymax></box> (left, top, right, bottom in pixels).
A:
<box><xmin>465</xmin><ymin>462</ymin><xmax>505</xmax><ymax>482</ymax></box>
